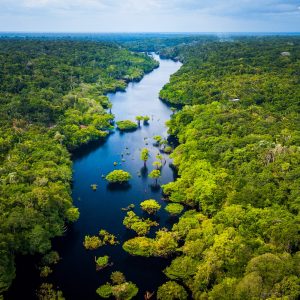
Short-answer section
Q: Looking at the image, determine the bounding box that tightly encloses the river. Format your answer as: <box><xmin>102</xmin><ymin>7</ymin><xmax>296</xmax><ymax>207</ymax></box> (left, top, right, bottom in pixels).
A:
<box><xmin>7</xmin><ymin>54</ymin><xmax>182</xmax><ymax>300</ymax></box>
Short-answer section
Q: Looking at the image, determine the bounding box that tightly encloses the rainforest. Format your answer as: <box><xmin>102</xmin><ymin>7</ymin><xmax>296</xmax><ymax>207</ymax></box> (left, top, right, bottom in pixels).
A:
<box><xmin>0</xmin><ymin>34</ymin><xmax>299</xmax><ymax>300</ymax></box>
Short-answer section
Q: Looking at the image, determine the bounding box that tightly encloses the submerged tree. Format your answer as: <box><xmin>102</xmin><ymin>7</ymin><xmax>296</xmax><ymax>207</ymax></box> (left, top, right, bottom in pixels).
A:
<box><xmin>95</xmin><ymin>256</ymin><xmax>110</xmax><ymax>271</ymax></box>
<box><xmin>135</xmin><ymin>116</ymin><xmax>144</xmax><ymax>127</ymax></box>
<box><xmin>153</xmin><ymin>161</ymin><xmax>162</xmax><ymax>170</ymax></box>
<box><xmin>83</xmin><ymin>235</ymin><xmax>102</xmax><ymax>250</ymax></box>
<box><xmin>96</xmin><ymin>272</ymin><xmax>138</xmax><ymax>300</ymax></box>
<box><xmin>140</xmin><ymin>199</ymin><xmax>161</xmax><ymax>214</ymax></box>
<box><xmin>143</xmin><ymin>116</ymin><xmax>150</xmax><ymax>125</ymax></box>
<box><xmin>148</xmin><ymin>169</ymin><xmax>161</xmax><ymax>185</ymax></box>
<box><xmin>123</xmin><ymin>211</ymin><xmax>158</xmax><ymax>236</ymax></box>
<box><xmin>105</xmin><ymin>170</ymin><xmax>131</xmax><ymax>183</ymax></box>
<box><xmin>153</xmin><ymin>135</ymin><xmax>163</xmax><ymax>146</ymax></box>
<box><xmin>140</xmin><ymin>148</ymin><xmax>149</xmax><ymax>167</ymax></box>
<box><xmin>37</xmin><ymin>283</ymin><xmax>65</xmax><ymax>300</ymax></box>
<box><xmin>156</xmin><ymin>153</ymin><xmax>164</xmax><ymax>163</ymax></box>
<box><xmin>116</xmin><ymin>120</ymin><xmax>138</xmax><ymax>131</ymax></box>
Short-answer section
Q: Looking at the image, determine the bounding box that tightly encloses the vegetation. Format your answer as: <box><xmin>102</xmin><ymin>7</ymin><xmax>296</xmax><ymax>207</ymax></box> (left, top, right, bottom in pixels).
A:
<box><xmin>165</xmin><ymin>203</ymin><xmax>184</xmax><ymax>216</ymax></box>
<box><xmin>105</xmin><ymin>170</ymin><xmax>132</xmax><ymax>183</ymax></box>
<box><xmin>99</xmin><ymin>229</ymin><xmax>118</xmax><ymax>245</ymax></box>
<box><xmin>0</xmin><ymin>39</ymin><xmax>158</xmax><ymax>293</ymax></box>
<box><xmin>153</xmin><ymin>161</ymin><xmax>162</xmax><ymax>169</ymax></box>
<box><xmin>135</xmin><ymin>116</ymin><xmax>144</xmax><ymax>127</ymax></box>
<box><xmin>157</xmin><ymin>37</ymin><xmax>300</xmax><ymax>299</ymax></box>
<box><xmin>143</xmin><ymin>116</ymin><xmax>150</xmax><ymax>124</ymax></box>
<box><xmin>140</xmin><ymin>148</ymin><xmax>149</xmax><ymax>166</ymax></box>
<box><xmin>40</xmin><ymin>266</ymin><xmax>52</xmax><ymax>278</ymax></box>
<box><xmin>123</xmin><ymin>211</ymin><xmax>158</xmax><ymax>236</ymax></box>
<box><xmin>148</xmin><ymin>169</ymin><xmax>161</xmax><ymax>185</ymax></box>
<box><xmin>153</xmin><ymin>135</ymin><xmax>163</xmax><ymax>146</ymax></box>
<box><xmin>123</xmin><ymin>229</ymin><xmax>178</xmax><ymax>257</ymax></box>
<box><xmin>96</xmin><ymin>272</ymin><xmax>138</xmax><ymax>300</ymax></box>
<box><xmin>121</xmin><ymin>204</ymin><xmax>135</xmax><ymax>211</ymax></box>
<box><xmin>37</xmin><ymin>283</ymin><xmax>65</xmax><ymax>300</ymax></box>
<box><xmin>140</xmin><ymin>199</ymin><xmax>161</xmax><ymax>214</ymax></box>
<box><xmin>157</xmin><ymin>281</ymin><xmax>188</xmax><ymax>300</ymax></box>
<box><xmin>116</xmin><ymin>120</ymin><xmax>138</xmax><ymax>131</ymax></box>
<box><xmin>83</xmin><ymin>235</ymin><xmax>102</xmax><ymax>250</ymax></box>
<box><xmin>91</xmin><ymin>184</ymin><xmax>98</xmax><ymax>191</ymax></box>
<box><xmin>95</xmin><ymin>256</ymin><xmax>110</xmax><ymax>270</ymax></box>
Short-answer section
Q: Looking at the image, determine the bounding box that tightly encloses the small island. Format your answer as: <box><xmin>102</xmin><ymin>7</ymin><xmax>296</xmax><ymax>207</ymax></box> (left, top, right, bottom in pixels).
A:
<box><xmin>105</xmin><ymin>170</ymin><xmax>132</xmax><ymax>183</ymax></box>
<box><xmin>116</xmin><ymin>120</ymin><xmax>138</xmax><ymax>131</ymax></box>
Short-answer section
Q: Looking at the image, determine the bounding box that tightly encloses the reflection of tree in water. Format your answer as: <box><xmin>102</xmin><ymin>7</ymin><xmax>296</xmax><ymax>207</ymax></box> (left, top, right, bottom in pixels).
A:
<box><xmin>140</xmin><ymin>166</ymin><xmax>148</xmax><ymax>178</ymax></box>
<box><xmin>149</xmin><ymin>184</ymin><xmax>161</xmax><ymax>193</ymax></box>
<box><xmin>106</xmin><ymin>182</ymin><xmax>131</xmax><ymax>192</ymax></box>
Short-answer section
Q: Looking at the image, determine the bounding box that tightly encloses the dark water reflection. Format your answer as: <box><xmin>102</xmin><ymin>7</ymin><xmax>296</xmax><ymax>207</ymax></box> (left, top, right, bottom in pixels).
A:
<box><xmin>7</xmin><ymin>54</ymin><xmax>182</xmax><ymax>300</ymax></box>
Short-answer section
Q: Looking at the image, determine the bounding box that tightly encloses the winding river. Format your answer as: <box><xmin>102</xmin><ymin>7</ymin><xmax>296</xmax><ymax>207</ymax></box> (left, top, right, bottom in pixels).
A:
<box><xmin>8</xmin><ymin>54</ymin><xmax>182</xmax><ymax>300</ymax></box>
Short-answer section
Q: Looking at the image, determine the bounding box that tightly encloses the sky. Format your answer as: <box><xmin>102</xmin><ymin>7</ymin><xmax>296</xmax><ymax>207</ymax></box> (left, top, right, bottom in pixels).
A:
<box><xmin>0</xmin><ymin>0</ymin><xmax>299</xmax><ymax>32</ymax></box>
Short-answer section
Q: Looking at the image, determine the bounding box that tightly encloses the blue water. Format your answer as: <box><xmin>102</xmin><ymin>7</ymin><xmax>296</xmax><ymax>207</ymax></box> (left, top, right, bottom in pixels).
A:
<box><xmin>48</xmin><ymin>55</ymin><xmax>182</xmax><ymax>299</ymax></box>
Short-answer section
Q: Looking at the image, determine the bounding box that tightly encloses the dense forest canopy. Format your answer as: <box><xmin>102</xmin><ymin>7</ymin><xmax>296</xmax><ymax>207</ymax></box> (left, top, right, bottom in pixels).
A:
<box><xmin>154</xmin><ymin>37</ymin><xmax>300</xmax><ymax>299</ymax></box>
<box><xmin>0</xmin><ymin>34</ymin><xmax>300</xmax><ymax>299</ymax></box>
<box><xmin>0</xmin><ymin>39</ymin><xmax>158</xmax><ymax>295</ymax></box>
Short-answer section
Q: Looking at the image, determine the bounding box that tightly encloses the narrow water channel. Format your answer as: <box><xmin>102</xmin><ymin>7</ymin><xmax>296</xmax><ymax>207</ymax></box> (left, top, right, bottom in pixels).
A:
<box><xmin>8</xmin><ymin>54</ymin><xmax>182</xmax><ymax>300</ymax></box>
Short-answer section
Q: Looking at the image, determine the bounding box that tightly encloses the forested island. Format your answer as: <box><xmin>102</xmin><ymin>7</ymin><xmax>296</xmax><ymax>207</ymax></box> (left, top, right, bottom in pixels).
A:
<box><xmin>0</xmin><ymin>34</ymin><xmax>299</xmax><ymax>300</ymax></box>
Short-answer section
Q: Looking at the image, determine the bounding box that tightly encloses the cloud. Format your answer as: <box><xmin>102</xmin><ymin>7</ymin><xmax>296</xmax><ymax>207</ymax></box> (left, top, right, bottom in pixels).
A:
<box><xmin>0</xmin><ymin>0</ymin><xmax>299</xmax><ymax>32</ymax></box>
<box><xmin>2</xmin><ymin>0</ymin><xmax>300</xmax><ymax>15</ymax></box>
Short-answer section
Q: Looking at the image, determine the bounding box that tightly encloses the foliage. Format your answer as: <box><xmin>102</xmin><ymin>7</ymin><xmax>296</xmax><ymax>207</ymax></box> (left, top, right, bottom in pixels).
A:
<box><xmin>163</xmin><ymin>146</ymin><xmax>173</xmax><ymax>154</ymax></box>
<box><xmin>99</xmin><ymin>229</ymin><xmax>118</xmax><ymax>245</ymax></box>
<box><xmin>116</xmin><ymin>120</ymin><xmax>138</xmax><ymax>131</ymax></box>
<box><xmin>159</xmin><ymin>37</ymin><xmax>300</xmax><ymax>299</ymax></box>
<box><xmin>153</xmin><ymin>161</ymin><xmax>162</xmax><ymax>169</ymax></box>
<box><xmin>140</xmin><ymin>148</ymin><xmax>149</xmax><ymax>165</ymax></box>
<box><xmin>140</xmin><ymin>199</ymin><xmax>161</xmax><ymax>214</ymax></box>
<box><xmin>37</xmin><ymin>283</ymin><xmax>65</xmax><ymax>300</ymax></box>
<box><xmin>39</xmin><ymin>266</ymin><xmax>52</xmax><ymax>278</ymax></box>
<box><xmin>41</xmin><ymin>251</ymin><xmax>60</xmax><ymax>266</ymax></box>
<box><xmin>148</xmin><ymin>169</ymin><xmax>161</xmax><ymax>184</ymax></box>
<box><xmin>83</xmin><ymin>235</ymin><xmax>102</xmax><ymax>250</ymax></box>
<box><xmin>157</xmin><ymin>281</ymin><xmax>188</xmax><ymax>300</ymax></box>
<box><xmin>153</xmin><ymin>135</ymin><xmax>163</xmax><ymax>145</ymax></box>
<box><xmin>123</xmin><ymin>211</ymin><xmax>158</xmax><ymax>236</ymax></box>
<box><xmin>96</xmin><ymin>284</ymin><xmax>112</xmax><ymax>299</ymax></box>
<box><xmin>65</xmin><ymin>207</ymin><xmax>80</xmax><ymax>222</ymax></box>
<box><xmin>111</xmin><ymin>271</ymin><xmax>126</xmax><ymax>285</ymax></box>
<box><xmin>95</xmin><ymin>256</ymin><xmax>110</xmax><ymax>270</ymax></box>
<box><xmin>123</xmin><ymin>229</ymin><xmax>178</xmax><ymax>257</ymax></box>
<box><xmin>143</xmin><ymin>116</ymin><xmax>150</xmax><ymax>124</ymax></box>
<box><xmin>165</xmin><ymin>203</ymin><xmax>184</xmax><ymax>216</ymax></box>
<box><xmin>96</xmin><ymin>272</ymin><xmax>138</xmax><ymax>300</ymax></box>
<box><xmin>135</xmin><ymin>116</ymin><xmax>144</xmax><ymax>126</ymax></box>
<box><xmin>105</xmin><ymin>170</ymin><xmax>132</xmax><ymax>183</ymax></box>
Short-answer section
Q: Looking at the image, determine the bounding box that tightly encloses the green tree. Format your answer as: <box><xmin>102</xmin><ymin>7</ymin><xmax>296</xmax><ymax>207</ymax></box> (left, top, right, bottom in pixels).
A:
<box><xmin>148</xmin><ymin>169</ymin><xmax>161</xmax><ymax>185</ymax></box>
<box><xmin>83</xmin><ymin>236</ymin><xmax>102</xmax><ymax>250</ymax></box>
<box><xmin>153</xmin><ymin>161</ymin><xmax>162</xmax><ymax>169</ymax></box>
<box><xmin>140</xmin><ymin>199</ymin><xmax>161</xmax><ymax>214</ymax></box>
<box><xmin>157</xmin><ymin>281</ymin><xmax>188</xmax><ymax>300</ymax></box>
<box><xmin>165</xmin><ymin>203</ymin><xmax>184</xmax><ymax>216</ymax></box>
<box><xmin>105</xmin><ymin>170</ymin><xmax>131</xmax><ymax>183</ymax></box>
<box><xmin>140</xmin><ymin>148</ymin><xmax>149</xmax><ymax>166</ymax></box>
<box><xmin>116</xmin><ymin>120</ymin><xmax>138</xmax><ymax>131</ymax></box>
<box><xmin>135</xmin><ymin>116</ymin><xmax>144</xmax><ymax>127</ymax></box>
